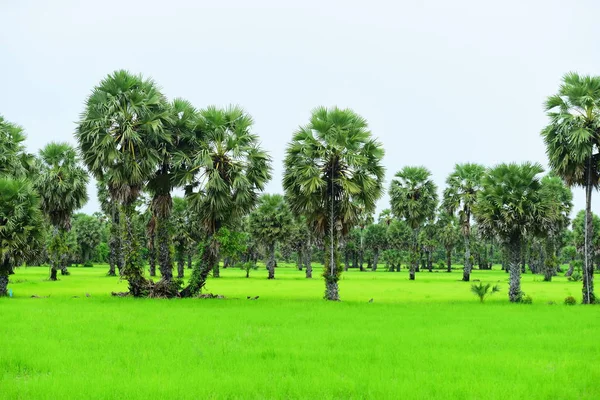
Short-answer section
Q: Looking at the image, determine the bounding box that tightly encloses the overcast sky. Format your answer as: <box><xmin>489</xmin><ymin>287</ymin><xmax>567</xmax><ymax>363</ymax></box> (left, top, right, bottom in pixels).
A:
<box><xmin>2</xmin><ymin>0</ymin><xmax>599</xmax><ymax>217</ymax></box>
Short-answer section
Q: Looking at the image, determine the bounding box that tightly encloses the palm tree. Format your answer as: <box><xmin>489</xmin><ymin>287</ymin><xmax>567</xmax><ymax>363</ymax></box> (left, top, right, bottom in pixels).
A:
<box><xmin>389</xmin><ymin>166</ymin><xmax>438</xmax><ymax>280</ymax></box>
<box><xmin>364</xmin><ymin>223</ymin><xmax>388</xmax><ymax>271</ymax></box>
<box><xmin>146</xmin><ymin>98</ymin><xmax>198</xmax><ymax>282</ymax></box>
<box><xmin>76</xmin><ymin>70</ymin><xmax>170</xmax><ymax>296</ymax></box>
<box><xmin>0</xmin><ymin>177</ymin><xmax>44</xmax><ymax>296</ymax></box>
<box><xmin>172</xmin><ymin>196</ymin><xmax>193</xmax><ymax>279</ymax></box>
<box><xmin>442</xmin><ymin>163</ymin><xmax>486</xmax><ymax>281</ymax></box>
<box><xmin>541</xmin><ymin>73</ymin><xmax>600</xmax><ymax>304</ymax></box>
<box><xmin>35</xmin><ymin>142</ymin><xmax>89</xmax><ymax>280</ymax></box>
<box><xmin>97</xmin><ymin>181</ymin><xmax>122</xmax><ymax>276</ymax></box>
<box><xmin>177</xmin><ymin>106</ymin><xmax>272</xmax><ymax>297</ymax></box>
<box><xmin>283</xmin><ymin>107</ymin><xmax>385</xmax><ymax>300</ymax></box>
<box><xmin>474</xmin><ymin>163</ymin><xmax>553</xmax><ymax>302</ymax></box>
<box><xmin>0</xmin><ymin>115</ymin><xmax>36</xmax><ymax>178</ymax></box>
<box><xmin>436</xmin><ymin>211</ymin><xmax>460</xmax><ymax>272</ymax></box>
<box><xmin>539</xmin><ymin>174</ymin><xmax>573</xmax><ymax>281</ymax></box>
<box><xmin>248</xmin><ymin>194</ymin><xmax>293</xmax><ymax>279</ymax></box>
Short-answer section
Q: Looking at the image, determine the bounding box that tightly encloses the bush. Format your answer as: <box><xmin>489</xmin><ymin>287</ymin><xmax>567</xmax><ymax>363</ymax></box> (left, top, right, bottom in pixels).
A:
<box><xmin>568</xmin><ymin>271</ymin><xmax>582</xmax><ymax>282</ymax></box>
<box><xmin>564</xmin><ymin>296</ymin><xmax>577</xmax><ymax>306</ymax></box>
<box><xmin>83</xmin><ymin>261</ymin><xmax>94</xmax><ymax>268</ymax></box>
<box><xmin>520</xmin><ymin>295</ymin><xmax>533</xmax><ymax>304</ymax></box>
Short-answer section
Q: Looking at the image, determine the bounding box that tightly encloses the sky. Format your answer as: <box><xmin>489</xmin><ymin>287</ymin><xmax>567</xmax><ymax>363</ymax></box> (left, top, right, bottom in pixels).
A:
<box><xmin>1</xmin><ymin>0</ymin><xmax>599</xmax><ymax>217</ymax></box>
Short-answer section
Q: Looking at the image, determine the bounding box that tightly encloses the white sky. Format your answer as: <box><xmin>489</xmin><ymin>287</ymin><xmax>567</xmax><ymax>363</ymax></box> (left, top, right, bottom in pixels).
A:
<box><xmin>1</xmin><ymin>0</ymin><xmax>599</xmax><ymax>217</ymax></box>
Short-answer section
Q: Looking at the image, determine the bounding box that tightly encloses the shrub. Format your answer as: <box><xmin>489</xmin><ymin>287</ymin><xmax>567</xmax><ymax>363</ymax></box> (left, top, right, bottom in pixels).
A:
<box><xmin>520</xmin><ymin>295</ymin><xmax>533</xmax><ymax>304</ymax></box>
<box><xmin>564</xmin><ymin>296</ymin><xmax>577</xmax><ymax>306</ymax></box>
<box><xmin>568</xmin><ymin>271</ymin><xmax>582</xmax><ymax>282</ymax></box>
<box><xmin>83</xmin><ymin>261</ymin><xmax>94</xmax><ymax>268</ymax></box>
<box><xmin>470</xmin><ymin>282</ymin><xmax>500</xmax><ymax>303</ymax></box>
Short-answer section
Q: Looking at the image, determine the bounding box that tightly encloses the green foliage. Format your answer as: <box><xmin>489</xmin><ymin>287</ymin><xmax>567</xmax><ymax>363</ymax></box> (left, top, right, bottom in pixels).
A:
<box><xmin>520</xmin><ymin>295</ymin><xmax>533</xmax><ymax>304</ymax></box>
<box><xmin>569</xmin><ymin>271</ymin><xmax>583</xmax><ymax>282</ymax></box>
<box><xmin>364</xmin><ymin>223</ymin><xmax>388</xmax><ymax>252</ymax></box>
<box><xmin>470</xmin><ymin>282</ymin><xmax>500</xmax><ymax>303</ymax></box>
<box><xmin>389</xmin><ymin>166</ymin><xmax>438</xmax><ymax>231</ymax></box>
<box><xmin>248</xmin><ymin>194</ymin><xmax>293</xmax><ymax>248</ymax></box>
<box><xmin>215</xmin><ymin>227</ymin><xmax>249</xmax><ymax>264</ymax></box>
<box><xmin>442</xmin><ymin>163</ymin><xmax>486</xmax><ymax>235</ymax></box>
<box><xmin>564</xmin><ymin>296</ymin><xmax>577</xmax><ymax>305</ymax></box>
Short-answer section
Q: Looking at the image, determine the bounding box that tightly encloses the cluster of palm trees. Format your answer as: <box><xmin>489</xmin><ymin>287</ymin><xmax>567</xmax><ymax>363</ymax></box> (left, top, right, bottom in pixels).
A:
<box><xmin>0</xmin><ymin>70</ymin><xmax>598</xmax><ymax>304</ymax></box>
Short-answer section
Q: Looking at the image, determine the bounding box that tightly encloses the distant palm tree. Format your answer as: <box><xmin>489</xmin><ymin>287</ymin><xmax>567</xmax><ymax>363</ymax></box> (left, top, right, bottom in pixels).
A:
<box><xmin>0</xmin><ymin>177</ymin><xmax>44</xmax><ymax>296</ymax></box>
<box><xmin>35</xmin><ymin>142</ymin><xmax>89</xmax><ymax>280</ymax></box>
<box><xmin>177</xmin><ymin>106</ymin><xmax>272</xmax><ymax>297</ymax></box>
<box><xmin>76</xmin><ymin>70</ymin><xmax>170</xmax><ymax>296</ymax></box>
<box><xmin>474</xmin><ymin>163</ymin><xmax>553</xmax><ymax>302</ymax></box>
<box><xmin>442</xmin><ymin>163</ymin><xmax>486</xmax><ymax>281</ymax></box>
<box><xmin>248</xmin><ymin>194</ymin><xmax>293</xmax><ymax>279</ymax></box>
<box><xmin>283</xmin><ymin>107</ymin><xmax>385</xmax><ymax>300</ymax></box>
<box><xmin>542</xmin><ymin>72</ymin><xmax>600</xmax><ymax>304</ymax></box>
<box><xmin>389</xmin><ymin>166</ymin><xmax>438</xmax><ymax>280</ymax></box>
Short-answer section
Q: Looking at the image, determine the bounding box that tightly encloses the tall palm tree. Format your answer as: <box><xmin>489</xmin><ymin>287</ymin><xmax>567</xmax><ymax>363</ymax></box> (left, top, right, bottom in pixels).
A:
<box><xmin>172</xmin><ymin>196</ymin><xmax>192</xmax><ymax>279</ymax></box>
<box><xmin>97</xmin><ymin>180</ymin><xmax>122</xmax><ymax>276</ymax></box>
<box><xmin>389</xmin><ymin>166</ymin><xmax>438</xmax><ymax>280</ymax></box>
<box><xmin>146</xmin><ymin>98</ymin><xmax>198</xmax><ymax>282</ymax></box>
<box><xmin>0</xmin><ymin>177</ymin><xmax>44</xmax><ymax>296</ymax></box>
<box><xmin>283</xmin><ymin>107</ymin><xmax>385</xmax><ymax>300</ymax></box>
<box><xmin>442</xmin><ymin>163</ymin><xmax>486</xmax><ymax>281</ymax></box>
<box><xmin>177</xmin><ymin>106</ymin><xmax>272</xmax><ymax>297</ymax></box>
<box><xmin>248</xmin><ymin>194</ymin><xmax>293</xmax><ymax>279</ymax></box>
<box><xmin>35</xmin><ymin>142</ymin><xmax>89</xmax><ymax>280</ymax></box>
<box><xmin>76</xmin><ymin>70</ymin><xmax>170</xmax><ymax>296</ymax></box>
<box><xmin>539</xmin><ymin>173</ymin><xmax>573</xmax><ymax>281</ymax></box>
<box><xmin>542</xmin><ymin>72</ymin><xmax>600</xmax><ymax>304</ymax></box>
<box><xmin>436</xmin><ymin>211</ymin><xmax>460</xmax><ymax>272</ymax></box>
<box><xmin>474</xmin><ymin>163</ymin><xmax>553</xmax><ymax>302</ymax></box>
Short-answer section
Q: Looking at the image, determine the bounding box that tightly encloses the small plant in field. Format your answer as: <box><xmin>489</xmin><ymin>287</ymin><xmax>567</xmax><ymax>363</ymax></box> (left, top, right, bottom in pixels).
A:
<box><xmin>564</xmin><ymin>296</ymin><xmax>577</xmax><ymax>305</ymax></box>
<box><xmin>238</xmin><ymin>262</ymin><xmax>258</xmax><ymax>278</ymax></box>
<box><xmin>83</xmin><ymin>261</ymin><xmax>93</xmax><ymax>268</ymax></box>
<box><xmin>568</xmin><ymin>271</ymin><xmax>582</xmax><ymax>282</ymax></box>
<box><xmin>470</xmin><ymin>282</ymin><xmax>500</xmax><ymax>303</ymax></box>
<box><xmin>520</xmin><ymin>295</ymin><xmax>533</xmax><ymax>304</ymax></box>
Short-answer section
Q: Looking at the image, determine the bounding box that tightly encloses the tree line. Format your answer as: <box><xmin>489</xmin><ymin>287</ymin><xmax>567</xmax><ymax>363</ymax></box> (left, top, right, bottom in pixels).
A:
<box><xmin>0</xmin><ymin>71</ymin><xmax>598</xmax><ymax>304</ymax></box>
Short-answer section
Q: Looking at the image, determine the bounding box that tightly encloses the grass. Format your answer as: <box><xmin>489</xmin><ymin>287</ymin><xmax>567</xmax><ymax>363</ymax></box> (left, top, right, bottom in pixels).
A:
<box><xmin>1</xmin><ymin>264</ymin><xmax>599</xmax><ymax>399</ymax></box>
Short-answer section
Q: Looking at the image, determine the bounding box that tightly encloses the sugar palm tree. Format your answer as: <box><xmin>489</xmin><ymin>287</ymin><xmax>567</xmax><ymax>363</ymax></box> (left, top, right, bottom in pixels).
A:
<box><xmin>76</xmin><ymin>70</ymin><xmax>170</xmax><ymax>296</ymax></box>
<box><xmin>177</xmin><ymin>106</ymin><xmax>272</xmax><ymax>297</ymax></box>
<box><xmin>146</xmin><ymin>98</ymin><xmax>198</xmax><ymax>282</ymax></box>
<box><xmin>542</xmin><ymin>73</ymin><xmax>600</xmax><ymax>304</ymax></box>
<box><xmin>35</xmin><ymin>142</ymin><xmax>89</xmax><ymax>280</ymax></box>
<box><xmin>539</xmin><ymin>173</ymin><xmax>573</xmax><ymax>281</ymax></box>
<box><xmin>389</xmin><ymin>166</ymin><xmax>438</xmax><ymax>280</ymax></box>
<box><xmin>442</xmin><ymin>163</ymin><xmax>486</xmax><ymax>281</ymax></box>
<box><xmin>474</xmin><ymin>163</ymin><xmax>553</xmax><ymax>302</ymax></box>
<box><xmin>283</xmin><ymin>107</ymin><xmax>385</xmax><ymax>300</ymax></box>
<box><xmin>0</xmin><ymin>177</ymin><xmax>44</xmax><ymax>296</ymax></box>
<box><xmin>248</xmin><ymin>194</ymin><xmax>293</xmax><ymax>279</ymax></box>
<box><xmin>97</xmin><ymin>180</ymin><xmax>122</xmax><ymax>276</ymax></box>
<box><xmin>436</xmin><ymin>211</ymin><xmax>460</xmax><ymax>272</ymax></box>
<box><xmin>172</xmin><ymin>196</ymin><xmax>193</xmax><ymax>279</ymax></box>
<box><xmin>0</xmin><ymin>115</ymin><xmax>36</xmax><ymax>178</ymax></box>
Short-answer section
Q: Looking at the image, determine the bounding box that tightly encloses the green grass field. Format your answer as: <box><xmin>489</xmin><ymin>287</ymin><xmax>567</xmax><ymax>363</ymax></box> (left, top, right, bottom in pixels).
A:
<box><xmin>1</xmin><ymin>265</ymin><xmax>599</xmax><ymax>399</ymax></box>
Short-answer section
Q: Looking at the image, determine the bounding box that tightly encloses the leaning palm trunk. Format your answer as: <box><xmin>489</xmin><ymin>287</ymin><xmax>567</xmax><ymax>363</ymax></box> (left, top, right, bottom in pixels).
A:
<box><xmin>267</xmin><ymin>243</ymin><xmax>276</xmax><ymax>279</ymax></box>
<box><xmin>508</xmin><ymin>237</ymin><xmax>522</xmax><ymax>302</ymax></box>
<box><xmin>181</xmin><ymin>235</ymin><xmax>219</xmax><ymax>297</ymax></box>
<box><xmin>583</xmin><ymin>175</ymin><xmax>596</xmax><ymax>304</ymax></box>
<box><xmin>463</xmin><ymin>234</ymin><xmax>471</xmax><ymax>281</ymax></box>
<box><xmin>121</xmin><ymin>204</ymin><xmax>146</xmax><ymax>297</ymax></box>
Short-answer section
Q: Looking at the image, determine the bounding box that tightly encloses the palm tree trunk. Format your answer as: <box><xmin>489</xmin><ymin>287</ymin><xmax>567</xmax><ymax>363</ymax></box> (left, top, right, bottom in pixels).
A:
<box><xmin>148</xmin><ymin>237</ymin><xmax>156</xmax><ymax>277</ymax></box>
<box><xmin>427</xmin><ymin>250</ymin><xmax>432</xmax><ymax>272</ymax></box>
<box><xmin>267</xmin><ymin>243</ymin><xmax>276</xmax><ymax>279</ymax></box>
<box><xmin>0</xmin><ymin>261</ymin><xmax>8</xmax><ymax>296</ymax></box>
<box><xmin>181</xmin><ymin>233</ymin><xmax>219</xmax><ymax>297</ymax></box>
<box><xmin>305</xmin><ymin>237</ymin><xmax>312</xmax><ymax>279</ymax></box>
<box><xmin>463</xmin><ymin>233</ymin><xmax>471</xmax><ymax>281</ymax></box>
<box><xmin>583</xmin><ymin>176</ymin><xmax>596</xmax><ymax>304</ymax></box>
<box><xmin>121</xmin><ymin>204</ymin><xmax>146</xmax><ymax>297</ymax></box>
<box><xmin>187</xmin><ymin>251</ymin><xmax>193</xmax><ymax>269</ymax></box>
<box><xmin>176</xmin><ymin>247</ymin><xmax>185</xmax><ymax>278</ymax></box>
<box><xmin>508</xmin><ymin>237</ymin><xmax>522</xmax><ymax>302</ymax></box>
<box><xmin>446</xmin><ymin>249</ymin><xmax>452</xmax><ymax>272</ymax></box>
<box><xmin>324</xmin><ymin>232</ymin><xmax>340</xmax><ymax>300</ymax></box>
<box><xmin>297</xmin><ymin>250</ymin><xmax>303</xmax><ymax>271</ymax></box>
<box><xmin>373</xmin><ymin>249</ymin><xmax>379</xmax><ymax>272</ymax></box>
<box><xmin>565</xmin><ymin>261</ymin><xmax>574</xmax><ymax>277</ymax></box>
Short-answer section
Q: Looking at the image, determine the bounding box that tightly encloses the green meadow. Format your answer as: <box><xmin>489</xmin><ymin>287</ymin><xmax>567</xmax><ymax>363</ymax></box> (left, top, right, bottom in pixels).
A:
<box><xmin>1</xmin><ymin>265</ymin><xmax>599</xmax><ymax>400</ymax></box>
